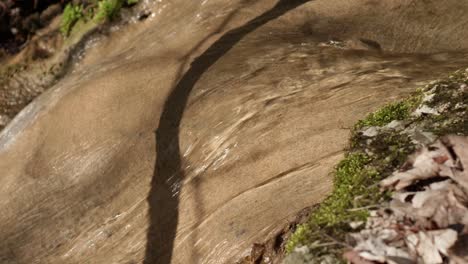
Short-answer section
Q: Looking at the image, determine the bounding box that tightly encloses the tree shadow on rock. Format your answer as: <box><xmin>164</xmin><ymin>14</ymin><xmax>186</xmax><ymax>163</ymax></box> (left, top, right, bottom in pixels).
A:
<box><xmin>144</xmin><ymin>1</ymin><xmax>312</xmax><ymax>263</ymax></box>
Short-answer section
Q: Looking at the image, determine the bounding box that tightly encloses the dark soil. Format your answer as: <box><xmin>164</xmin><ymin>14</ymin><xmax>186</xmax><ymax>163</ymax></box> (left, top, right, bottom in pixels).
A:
<box><xmin>0</xmin><ymin>0</ymin><xmax>72</xmax><ymax>54</ymax></box>
<box><xmin>237</xmin><ymin>207</ymin><xmax>316</xmax><ymax>264</ymax></box>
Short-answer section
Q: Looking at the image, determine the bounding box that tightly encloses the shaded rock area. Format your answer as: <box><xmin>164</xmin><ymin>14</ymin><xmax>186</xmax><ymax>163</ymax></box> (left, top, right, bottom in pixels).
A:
<box><xmin>0</xmin><ymin>0</ymin><xmax>149</xmax><ymax>131</ymax></box>
<box><xmin>0</xmin><ymin>0</ymin><xmax>69</xmax><ymax>54</ymax></box>
<box><xmin>346</xmin><ymin>136</ymin><xmax>468</xmax><ymax>264</ymax></box>
<box><xmin>0</xmin><ymin>0</ymin><xmax>75</xmax><ymax>132</ymax></box>
<box><xmin>0</xmin><ymin>0</ymin><xmax>141</xmax><ymax>56</ymax></box>
<box><xmin>0</xmin><ymin>16</ymin><xmax>75</xmax><ymax>132</ymax></box>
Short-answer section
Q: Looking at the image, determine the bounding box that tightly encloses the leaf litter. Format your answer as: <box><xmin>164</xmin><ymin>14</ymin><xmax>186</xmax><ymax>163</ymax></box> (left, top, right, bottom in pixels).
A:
<box><xmin>345</xmin><ymin>136</ymin><xmax>468</xmax><ymax>264</ymax></box>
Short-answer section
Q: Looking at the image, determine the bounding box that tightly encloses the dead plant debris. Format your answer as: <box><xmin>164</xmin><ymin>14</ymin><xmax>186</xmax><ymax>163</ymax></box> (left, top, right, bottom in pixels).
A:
<box><xmin>345</xmin><ymin>136</ymin><xmax>468</xmax><ymax>264</ymax></box>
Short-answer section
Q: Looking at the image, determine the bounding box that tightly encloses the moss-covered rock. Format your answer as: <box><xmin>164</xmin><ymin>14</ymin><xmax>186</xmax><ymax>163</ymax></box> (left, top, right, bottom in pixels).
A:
<box><xmin>284</xmin><ymin>68</ymin><xmax>468</xmax><ymax>263</ymax></box>
<box><xmin>60</xmin><ymin>0</ymin><xmax>139</xmax><ymax>36</ymax></box>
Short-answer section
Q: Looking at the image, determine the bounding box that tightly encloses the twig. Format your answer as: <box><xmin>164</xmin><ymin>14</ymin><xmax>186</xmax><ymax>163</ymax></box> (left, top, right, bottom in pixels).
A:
<box><xmin>347</xmin><ymin>204</ymin><xmax>380</xmax><ymax>212</ymax></box>
<box><xmin>309</xmin><ymin>242</ymin><xmax>340</xmax><ymax>249</ymax></box>
<box><xmin>320</xmin><ymin>231</ymin><xmax>352</xmax><ymax>249</ymax></box>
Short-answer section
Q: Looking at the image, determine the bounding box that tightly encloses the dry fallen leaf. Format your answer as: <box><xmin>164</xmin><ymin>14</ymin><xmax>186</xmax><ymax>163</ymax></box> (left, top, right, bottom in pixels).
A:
<box><xmin>406</xmin><ymin>229</ymin><xmax>457</xmax><ymax>264</ymax></box>
<box><xmin>442</xmin><ymin>136</ymin><xmax>468</xmax><ymax>192</ymax></box>
<box><xmin>380</xmin><ymin>146</ymin><xmax>448</xmax><ymax>190</ymax></box>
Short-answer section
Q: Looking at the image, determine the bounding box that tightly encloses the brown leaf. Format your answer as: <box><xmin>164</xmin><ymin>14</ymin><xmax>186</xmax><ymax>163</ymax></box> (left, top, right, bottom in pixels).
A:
<box><xmin>448</xmin><ymin>234</ymin><xmax>468</xmax><ymax>264</ymax></box>
<box><xmin>442</xmin><ymin>136</ymin><xmax>468</xmax><ymax>192</ymax></box>
<box><xmin>381</xmin><ymin>143</ymin><xmax>449</xmax><ymax>190</ymax></box>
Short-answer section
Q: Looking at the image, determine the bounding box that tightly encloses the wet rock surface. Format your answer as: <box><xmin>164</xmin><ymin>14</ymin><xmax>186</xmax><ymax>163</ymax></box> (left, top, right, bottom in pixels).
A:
<box><xmin>1</xmin><ymin>0</ymin><xmax>468</xmax><ymax>264</ymax></box>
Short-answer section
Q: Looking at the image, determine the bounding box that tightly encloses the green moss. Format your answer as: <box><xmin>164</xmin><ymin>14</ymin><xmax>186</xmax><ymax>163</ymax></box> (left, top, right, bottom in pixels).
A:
<box><xmin>356</xmin><ymin>95</ymin><xmax>421</xmax><ymax>128</ymax></box>
<box><xmin>285</xmin><ymin>153</ymin><xmax>382</xmax><ymax>251</ymax></box>
<box><xmin>94</xmin><ymin>0</ymin><xmax>125</xmax><ymax>22</ymax></box>
<box><xmin>60</xmin><ymin>0</ymin><xmax>139</xmax><ymax>37</ymax></box>
<box><xmin>421</xmin><ymin>72</ymin><xmax>468</xmax><ymax>136</ymax></box>
<box><xmin>60</xmin><ymin>4</ymin><xmax>84</xmax><ymax>36</ymax></box>
<box><xmin>312</xmin><ymin>153</ymin><xmax>374</xmax><ymax>227</ymax></box>
<box><xmin>286</xmin><ymin>224</ymin><xmax>312</xmax><ymax>253</ymax></box>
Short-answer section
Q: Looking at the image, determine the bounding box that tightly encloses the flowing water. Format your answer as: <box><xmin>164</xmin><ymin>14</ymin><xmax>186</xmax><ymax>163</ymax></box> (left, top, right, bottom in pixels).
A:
<box><xmin>1</xmin><ymin>0</ymin><xmax>468</xmax><ymax>263</ymax></box>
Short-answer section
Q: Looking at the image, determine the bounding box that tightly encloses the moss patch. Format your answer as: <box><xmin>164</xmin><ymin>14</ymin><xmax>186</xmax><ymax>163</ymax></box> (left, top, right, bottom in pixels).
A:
<box><xmin>285</xmin><ymin>69</ymin><xmax>468</xmax><ymax>262</ymax></box>
<box><xmin>60</xmin><ymin>0</ymin><xmax>139</xmax><ymax>36</ymax></box>
<box><xmin>60</xmin><ymin>4</ymin><xmax>84</xmax><ymax>36</ymax></box>
<box><xmin>94</xmin><ymin>0</ymin><xmax>125</xmax><ymax>22</ymax></box>
<box><xmin>355</xmin><ymin>95</ymin><xmax>421</xmax><ymax>129</ymax></box>
<box><xmin>311</xmin><ymin>152</ymin><xmax>375</xmax><ymax>228</ymax></box>
<box><xmin>420</xmin><ymin>73</ymin><xmax>468</xmax><ymax>136</ymax></box>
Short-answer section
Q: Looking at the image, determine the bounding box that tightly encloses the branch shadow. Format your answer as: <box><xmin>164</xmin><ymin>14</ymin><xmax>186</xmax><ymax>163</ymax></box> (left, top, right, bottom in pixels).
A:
<box><xmin>144</xmin><ymin>1</ymin><xmax>312</xmax><ymax>263</ymax></box>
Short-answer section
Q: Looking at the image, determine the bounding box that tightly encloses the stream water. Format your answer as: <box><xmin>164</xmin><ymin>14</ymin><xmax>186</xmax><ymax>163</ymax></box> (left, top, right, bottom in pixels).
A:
<box><xmin>1</xmin><ymin>0</ymin><xmax>468</xmax><ymax>263</ymax></box>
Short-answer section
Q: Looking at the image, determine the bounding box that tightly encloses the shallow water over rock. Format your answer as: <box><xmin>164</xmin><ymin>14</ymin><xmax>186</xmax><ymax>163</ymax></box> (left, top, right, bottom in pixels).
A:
<box><xmin>1</xmin><ymin>0</ymin><xmax>468</xmax><ymax>263</ymax></box>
